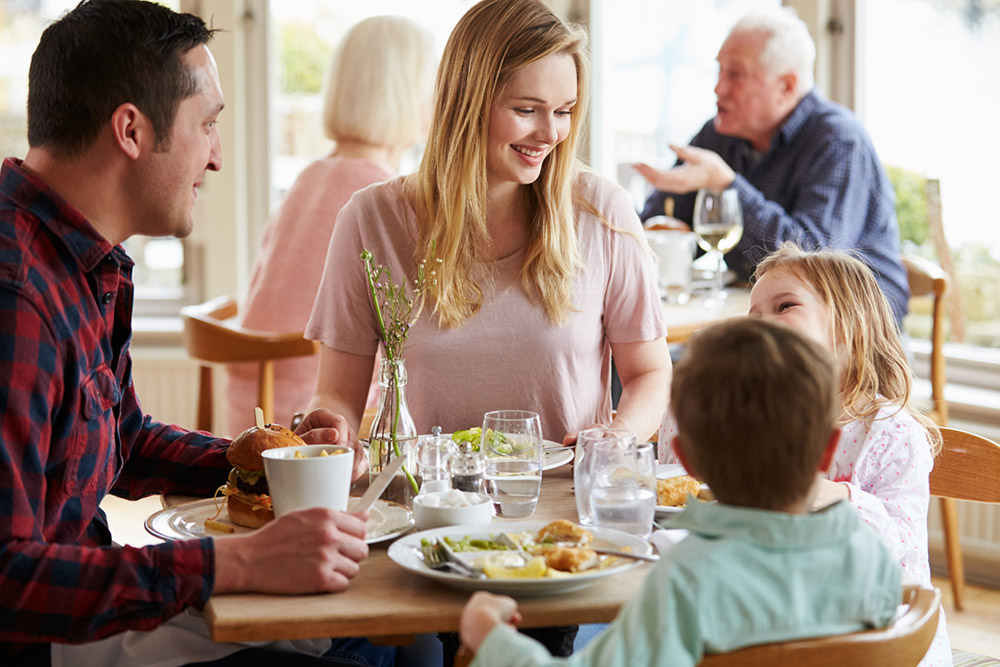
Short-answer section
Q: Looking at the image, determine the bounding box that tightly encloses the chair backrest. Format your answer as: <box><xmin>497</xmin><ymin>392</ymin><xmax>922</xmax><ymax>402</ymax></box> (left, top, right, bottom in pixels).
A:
<box><xmin>698</xmin><ymin>586</ymin><xmax>940</xmax><ymax>667</ymax></box>
<box><xmin>902</xmin><ymin>253</ymin><xmax>949</xmax><ymax>425</ymax></box>
<box><xmin>930</xmin><ymin>427</ymin><xmax>1000</xmax><ymax>504</ymax></box>
<box><xmin>180</xmin><ymin>296</ymin><xmax>319</xmax><ymax>432</ymax></box>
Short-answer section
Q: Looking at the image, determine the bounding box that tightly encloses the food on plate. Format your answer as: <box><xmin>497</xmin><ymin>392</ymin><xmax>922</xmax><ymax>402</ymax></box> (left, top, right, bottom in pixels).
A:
<box><xmin>221</xmin><ymin>421</ymin><xmax>305</xmax><ymax>528</ymax></box>
<box><xmin>203</xmin><ymin>518</ymin><xmax>235</xmax><ymax>534</ymax></box>
<box><xmin>481</xmin><ymin>555</ymin><xmax>548</xmax><ymax>579</ymax></box>
<box><xmin>543</xmin><ymin>545</ymin><xmax>599</xmax><ymax>573</ymax></box>
<box><xmin>536</xmin><ymin>519</ymin><xmax>592</xmax><ymax>546</ymax></box>
<box><xmin>440</xmin><ymin>520</ymin><xmax>627</xmax><ymax>579</ymax></box>
<box><xmin>451</xmin><ymin>427</ymin><xmax>482</xmax><ymax>451</ymax></box>
<box><xmin>657</xmin><ymin>474</ymin><xmax>702</xmax><ymax>507</ymax></box>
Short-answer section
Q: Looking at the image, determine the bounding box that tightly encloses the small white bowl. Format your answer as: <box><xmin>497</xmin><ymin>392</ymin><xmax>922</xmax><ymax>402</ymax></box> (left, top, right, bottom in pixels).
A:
<box><xmin>413</xmin><ymin>490</ymin><xmax>494</xmax><ymax>530</ymax></box>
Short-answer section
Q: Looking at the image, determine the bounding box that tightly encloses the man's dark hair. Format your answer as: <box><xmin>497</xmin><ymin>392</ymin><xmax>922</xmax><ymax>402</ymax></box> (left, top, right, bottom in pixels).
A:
<box><xmin>27</xmin><ymin>0</ymin><xmax>216</xmax><ymax>158</ymax></box>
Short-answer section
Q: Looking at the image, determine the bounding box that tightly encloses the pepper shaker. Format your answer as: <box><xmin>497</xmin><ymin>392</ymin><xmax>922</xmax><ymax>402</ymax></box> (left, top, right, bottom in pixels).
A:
<box><xmin>449</xmin><ymin>438</ymin><xmax>485</xmax><ymax>493</ymax></box>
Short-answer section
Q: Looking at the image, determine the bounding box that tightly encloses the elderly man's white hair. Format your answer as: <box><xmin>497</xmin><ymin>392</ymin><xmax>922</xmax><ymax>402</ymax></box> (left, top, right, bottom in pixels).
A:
<box><xmin>730</xmin><ymin>7</ymin><xmax>816</xmax><ymax>98</ymax></box>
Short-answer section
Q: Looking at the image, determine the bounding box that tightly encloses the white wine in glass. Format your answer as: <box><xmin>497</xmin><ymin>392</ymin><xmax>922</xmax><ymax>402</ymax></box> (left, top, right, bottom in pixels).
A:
<box><xmin>693</xmin><ymin>188</ymin><xmax>743</xmax><ymax>304</ymax></box>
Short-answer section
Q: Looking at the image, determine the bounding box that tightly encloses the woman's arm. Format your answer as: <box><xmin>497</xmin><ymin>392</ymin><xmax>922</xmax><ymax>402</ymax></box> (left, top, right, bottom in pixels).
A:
<box><xmin>610</xmin><ymin>338</ymin><xmax>671</xmax><ymax>442</ymax></box>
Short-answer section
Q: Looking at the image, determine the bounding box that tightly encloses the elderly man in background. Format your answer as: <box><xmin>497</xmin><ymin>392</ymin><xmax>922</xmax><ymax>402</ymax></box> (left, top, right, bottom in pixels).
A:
<box><xmin>636</xmin><ymin>8</ymin><xmax>909</xmax><ymax>325</ymax></box>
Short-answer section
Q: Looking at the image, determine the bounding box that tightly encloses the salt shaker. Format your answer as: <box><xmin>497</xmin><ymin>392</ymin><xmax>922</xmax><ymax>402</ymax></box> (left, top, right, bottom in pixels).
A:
<box><xmin>449</xmin><ymin>438</ymin><xmax>485</xmax><ymax>493</ymax></box>
<box><xmin>415</xmin><ymin>426</ymin><xmax>455</xmax><ymax>494</ymax></box>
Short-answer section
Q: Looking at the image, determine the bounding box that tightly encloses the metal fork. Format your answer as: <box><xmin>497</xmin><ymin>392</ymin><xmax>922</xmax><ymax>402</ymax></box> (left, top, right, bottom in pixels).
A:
<box><xmin>419</xmin><ymin>541</ymin><xmax>485</xmax><ymax>579</ymax></box>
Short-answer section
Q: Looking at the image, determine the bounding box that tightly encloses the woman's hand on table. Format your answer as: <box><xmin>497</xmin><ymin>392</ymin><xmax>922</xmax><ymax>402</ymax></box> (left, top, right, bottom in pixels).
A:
<box><xmin>295</xmin><ymin>407</ymin><xmax>368</xmax><ymax>480</ymax></box>
<box><xmin>460</xmin><ymin>591</ymin><xmax>522</xmax><ymax>652</ymax></box>
<box><xmin>212</xmin><ymin>507</ymin><xmax>370</xmax><ymax>595</ymax></box>
<box><xmin>562</xmin><ymin>423</ymin><xmax>605</xmax><ymax>446</ymax></box>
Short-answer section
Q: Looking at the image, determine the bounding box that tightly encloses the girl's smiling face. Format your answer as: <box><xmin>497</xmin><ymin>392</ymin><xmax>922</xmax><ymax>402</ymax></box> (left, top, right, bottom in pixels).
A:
<box><xmin>486</xmin><ymin>52</ymin><xmax>577</xmax><ymax>188</ymax></box>
<box><xmin>749</xmin><ymin>270</ymin><xmax>834</xmax><ymax>351</ymax></box>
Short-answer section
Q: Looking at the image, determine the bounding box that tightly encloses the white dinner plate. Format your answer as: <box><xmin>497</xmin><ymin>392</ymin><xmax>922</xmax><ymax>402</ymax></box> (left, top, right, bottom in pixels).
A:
<box><xmin>435</xmin><ymin>434</ymin><xmax>574</xmax><ymax>472</ymax></box>
<box><xmin>542</xmin><ymin>446</ymin><xmax>574</xmax><ymax>471</ymax></box>
<box><xmin>144</xmin><ymin>498</ymin><xmax>413</xmax><ymax>544</ymax></box>
<box><xmin>387</xmin><ymin>520</ymin><xmax>651</xmax><ymax>596</ymax></box>
<box><xmin>655</xmin><ymin>463</ymin><xmax>710</xmax><ymax>516</ymax></box>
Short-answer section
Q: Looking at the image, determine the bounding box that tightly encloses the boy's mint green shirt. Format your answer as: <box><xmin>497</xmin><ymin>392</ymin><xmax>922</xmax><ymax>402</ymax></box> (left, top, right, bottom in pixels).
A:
<box><xmin>473</xmin><ymin>501</ymin><xmax>901</xmax><ymax>667</ymax></box>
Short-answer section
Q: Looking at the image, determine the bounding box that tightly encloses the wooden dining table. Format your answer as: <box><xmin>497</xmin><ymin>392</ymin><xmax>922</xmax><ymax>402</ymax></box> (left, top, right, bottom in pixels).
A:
<box><xmin>661</xmin><ymin>289</ymin><xmax>750</xmax><ymax>344</ymax></box>
<box><xmin>182</xmin><ymin>464</ymin><xmax>653</xmax><ymax>644</ymax></box>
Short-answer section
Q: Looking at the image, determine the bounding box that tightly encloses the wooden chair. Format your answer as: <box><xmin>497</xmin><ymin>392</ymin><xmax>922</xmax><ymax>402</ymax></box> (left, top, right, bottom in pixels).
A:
<box><xmin>902</xmin><ymin>254</ymin><xmax>966</xmax><ymax>609</ymax></box>
<box><xmin>697</xmin><ymin>586</ymin><xmax>941</xmax><ymax>667</ymax></box>
<box><xmin>930</xmin><ymin>427</ymin><xmax>1000</xmax><ymax>613</ymax></box>
<box><xmin>902</xmin><ymin>254</ymin><xmax>949</xmax><ymax>424</ymax></box>
<box><xmin>180</xmin><ymin>296</ymin><xmax>318</xmax><ymax>432</ymax></box>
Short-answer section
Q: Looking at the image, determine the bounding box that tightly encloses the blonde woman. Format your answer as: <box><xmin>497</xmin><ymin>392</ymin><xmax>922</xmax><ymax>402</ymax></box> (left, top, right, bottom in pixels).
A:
<box><xmin>305</xmin><ymin>0</ymin><xmax>670</xmax><ymax>446</ymax></box>
<box><xmin>225</xmin><ymin>15</ymin><xmax>436</xmax><ymax>436</ymax></box>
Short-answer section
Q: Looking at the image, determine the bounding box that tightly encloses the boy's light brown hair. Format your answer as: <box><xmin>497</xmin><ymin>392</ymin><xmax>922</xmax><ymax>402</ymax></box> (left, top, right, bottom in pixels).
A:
<box><xmin>671</xmin><ymin>317</ymin><xmax>839</xmax><ymax>511</ymax></box>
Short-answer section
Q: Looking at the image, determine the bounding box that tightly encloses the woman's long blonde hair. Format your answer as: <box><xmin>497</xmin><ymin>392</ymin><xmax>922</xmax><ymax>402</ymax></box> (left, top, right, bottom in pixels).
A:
<box><xmin>405</xmin><ymin>0</ymin><xmax>590</xmax><ymax>328</ymax></box>
<box><xmin>754</xmin><ymin>243</ymin><xmax>942</xmax><ymax>454</ymax></box>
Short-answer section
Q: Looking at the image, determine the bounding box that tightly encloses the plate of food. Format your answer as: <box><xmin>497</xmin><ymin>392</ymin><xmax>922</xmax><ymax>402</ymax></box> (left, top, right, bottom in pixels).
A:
<box><xmin>387</xmin><ymin>519</ymin><xmax>651</xmax><ymax>595</ymax></box>
<box><xmin>655</xmin><ymin>463</ymin><xmax>713</xmax><ymax>516</ymax></box>
<box><xmin>447</xmin><ymin>428</ymin><xmax>573</xmax><ymax>472</ymax></box>
<box><xmin>144</xmin><ymin>497</ymin><xmax>413</xmax><ymax>545</ymax></box>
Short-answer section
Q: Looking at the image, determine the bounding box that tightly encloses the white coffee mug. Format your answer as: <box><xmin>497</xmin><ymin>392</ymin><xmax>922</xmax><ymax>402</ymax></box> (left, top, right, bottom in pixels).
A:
<box><xmin>262</xmin><ymin>444</ymin><xmax>353</xmax><ymax>516</ymax></box>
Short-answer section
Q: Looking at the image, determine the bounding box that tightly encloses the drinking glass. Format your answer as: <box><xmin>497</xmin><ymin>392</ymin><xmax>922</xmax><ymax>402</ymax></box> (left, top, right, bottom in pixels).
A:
<box><xmin>575</xmin><ymin>428</ymin><xmax>636</xmax><ymax>527</ymax></box>
<box><xmin>589</xmin><ymin>437</ymin><xmax>656</xmax><ymax>538</ymax></box>
<box><xmin>693</xmin><ymin>188</ymin><xmax>743</xmax><ymax>305</ymax></box>
<box><xmin>482</xmin><ymin>410</ymin><xmax>544</xmax><ymax>518</ymax></box>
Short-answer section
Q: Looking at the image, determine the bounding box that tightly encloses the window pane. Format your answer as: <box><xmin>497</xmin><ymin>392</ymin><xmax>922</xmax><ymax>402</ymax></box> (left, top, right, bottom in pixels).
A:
<box><xmin>268</xmin><ymin>0</ymin><xmax>473</xmax><ymax>204</ymax></box>
<box><xmin>594</xmin><ymin>0</ymin><xmax>778</xmax><ymax>206</ymax></box>
<box><xmin>1</xmin><ymin>0</ymin><xmax>186</xmax><ymax>313</ymax></box>
<box><xmin>861</xmin><ymin>0</ymin><xmax>1000</xmax><ymax>348</ymax></box>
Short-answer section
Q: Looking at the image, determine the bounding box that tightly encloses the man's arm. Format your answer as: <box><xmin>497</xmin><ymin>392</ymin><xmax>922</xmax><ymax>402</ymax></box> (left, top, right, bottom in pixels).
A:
<box><xmin>0</xmin><ymin>286</ymin><xmax>218</xmax><ymax>644</ymax></box>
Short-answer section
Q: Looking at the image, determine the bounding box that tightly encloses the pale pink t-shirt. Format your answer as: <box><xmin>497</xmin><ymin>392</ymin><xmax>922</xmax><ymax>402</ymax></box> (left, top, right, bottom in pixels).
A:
<box><xmin>225</xmin><ymin>157</ymin><xmax>392</xmax><ymax>436</ymax></box>
<box><xmin>305</xmin><ymin>172</ymin><xmax>667</xmax><ymax>442</ymax></box>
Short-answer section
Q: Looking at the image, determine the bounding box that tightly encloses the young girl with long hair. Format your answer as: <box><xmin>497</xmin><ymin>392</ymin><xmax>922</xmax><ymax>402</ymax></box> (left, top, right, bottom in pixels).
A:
<box><xmin>661</xmin><ymin>243</ymin><xmax>949</xmax><ymax>665</ymax></box>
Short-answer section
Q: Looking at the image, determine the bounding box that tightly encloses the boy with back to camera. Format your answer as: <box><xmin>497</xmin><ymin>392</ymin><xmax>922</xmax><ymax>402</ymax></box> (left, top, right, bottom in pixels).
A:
<box><xmin>459</xmin><ymin>317</ymin><xmax>903</xmax><ymax>666</ymax></box>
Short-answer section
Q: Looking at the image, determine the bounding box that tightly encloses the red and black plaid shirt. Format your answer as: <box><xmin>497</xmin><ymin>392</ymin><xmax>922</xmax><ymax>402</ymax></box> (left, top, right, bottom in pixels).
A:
<box><xmin>0</xmin><ymin>158</ymin><xmax>231</xmax><ymax>657</ymax></box>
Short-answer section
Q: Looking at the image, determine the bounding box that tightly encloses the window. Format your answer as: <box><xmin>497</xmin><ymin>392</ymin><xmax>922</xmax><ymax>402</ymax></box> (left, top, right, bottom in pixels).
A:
<box><xmin>859</xmin><ymin>0</ymin><xmax>1000</xmax><ymax>351</ymax></box>
<box><xmin>589</xmin><ymin>0</ymin><xmax>779</xmax><ymax>207</ymax></box>
<box><xmin>267</xmin><ymin>0</ymin><xmax>473</xmax><ymax>207</ymax></box>
<box><xmin>1</xmin><ymin>0</ymin><xmax>188</xmax><ymax>317</ymax></box>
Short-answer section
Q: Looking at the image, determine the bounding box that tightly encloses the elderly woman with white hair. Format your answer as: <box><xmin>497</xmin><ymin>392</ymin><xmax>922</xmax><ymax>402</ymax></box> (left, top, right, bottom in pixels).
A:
<box><xmin>635</xmin><ymin>7</ymin><xmax>910</xmax><ymax>327</ymax></box>
<box><xmin>226</xmin><ymin>15</ymin><xmax>437</xmax><ymax>436</ymax></box>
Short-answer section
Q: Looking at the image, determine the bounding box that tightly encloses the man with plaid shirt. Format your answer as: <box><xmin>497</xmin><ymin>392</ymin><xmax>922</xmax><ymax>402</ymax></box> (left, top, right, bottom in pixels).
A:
<box><xmin>0</xmin><ymin>2</ymin><xmax>382</xmax><ymax>665</ymax></box>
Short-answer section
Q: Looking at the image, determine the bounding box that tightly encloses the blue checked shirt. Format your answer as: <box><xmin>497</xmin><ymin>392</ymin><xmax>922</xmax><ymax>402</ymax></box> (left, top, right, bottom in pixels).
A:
<box><xmin>0</xmin><ymin>158</ymin><xmax>231</xmax><ymax>658</ymax></box>
<box><xmin>640</xmin><ymin>90</ymin><xmax>910</xmax><ymax>324</ymax></box>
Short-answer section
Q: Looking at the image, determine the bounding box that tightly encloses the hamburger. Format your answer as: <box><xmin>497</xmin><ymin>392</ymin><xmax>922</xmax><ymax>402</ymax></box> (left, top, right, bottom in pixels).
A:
<box><xmin>223</xmin><ymin>422</ymin><xmax>305</xmax><ymax>528</ymax></box>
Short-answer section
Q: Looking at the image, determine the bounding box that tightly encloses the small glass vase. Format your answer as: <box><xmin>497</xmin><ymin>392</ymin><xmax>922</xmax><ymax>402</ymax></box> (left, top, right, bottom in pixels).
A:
<box><xmin>367</xmin><ymin>358</ymin><xmax>419</xmax><ymax>507</ymax></box>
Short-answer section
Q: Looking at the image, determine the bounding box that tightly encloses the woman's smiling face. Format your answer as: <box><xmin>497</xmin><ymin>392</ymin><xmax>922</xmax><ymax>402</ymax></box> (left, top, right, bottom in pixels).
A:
<box><xmin>486</xmin><ymin>52</ymin><xmax>577</xmax><ymax>188</ymax></box>
<box><xmin>749</xmin><ymin>269</ymin><xmax>834</xmax><ymax>351</ymax></box>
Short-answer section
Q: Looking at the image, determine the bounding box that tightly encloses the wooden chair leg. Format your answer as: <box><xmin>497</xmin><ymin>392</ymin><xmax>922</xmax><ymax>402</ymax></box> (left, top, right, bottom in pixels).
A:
<box><xmin>939</xmin><ymin>496</ymin><xmax>965</xmax><ymax>611</ymax></box>
<box><xmin>196</xmin><ymin>365</ymin><xmax>213</xmax><ymax>433</ymax></box>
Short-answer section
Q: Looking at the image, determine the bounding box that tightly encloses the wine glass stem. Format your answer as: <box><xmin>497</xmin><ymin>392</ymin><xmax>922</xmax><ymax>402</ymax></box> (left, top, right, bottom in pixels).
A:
<box><xmin>714</xmin><ymin>251</ymin><xmax>724</xmax><ymax>298</ymax></box>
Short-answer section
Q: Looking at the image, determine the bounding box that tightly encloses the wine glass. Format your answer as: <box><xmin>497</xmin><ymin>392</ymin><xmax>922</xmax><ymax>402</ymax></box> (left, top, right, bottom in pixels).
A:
<box><xmin>693</xmin><ymin>188</ymin><xmax>743</xmax><ymax>305</ymax></box>
<box><xmin>482</xmin><ymin>410</ymin><xmax>544</xmax><ymax>518</ymax></box>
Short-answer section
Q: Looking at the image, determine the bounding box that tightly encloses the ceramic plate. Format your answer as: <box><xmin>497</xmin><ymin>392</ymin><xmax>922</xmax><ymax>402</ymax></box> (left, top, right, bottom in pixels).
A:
<box><xmin>145</xmin><ymin>498</ymin><xmax>413</xmax><ymax>544</ymax></box>
<box><xmin>435</xmin><ymin>434</ymin><xmax>574</xmax><ymax>472</ymax></box>
<box><xmin>655</xmin><ymin>463</ymin><xmax>710</xmax><ymax>516</ymax></box>
<box><xmin>387</xmin><ymin>520</ymin><xmax>650</xmax><ymax>596</ymax></box>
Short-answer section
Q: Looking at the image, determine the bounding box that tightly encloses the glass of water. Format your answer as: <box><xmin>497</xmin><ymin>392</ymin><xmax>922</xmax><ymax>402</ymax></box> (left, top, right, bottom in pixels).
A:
<box><xmin>482</xmin><ymin>410</ymin><xmax>544</xmax><ymax>518</ymax></box>
<box><xmin>589</xmin><ymin>437</ymin><xmax>656</xmax><ymax>538</ymax></box>
<box><xmin>575</xmin><ymin>427</ymin><xmax>636</xmax><ymax>527</ymax></box>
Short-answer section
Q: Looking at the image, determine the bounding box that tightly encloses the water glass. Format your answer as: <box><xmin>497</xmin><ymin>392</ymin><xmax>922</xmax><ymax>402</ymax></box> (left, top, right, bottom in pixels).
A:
<box><xmin>588</xmin><ymin>438</ymin><xmax>656</xmax><ymax>538</ymax></box>
<box><xmin>482</xmin><ymin>410</ymin><xmax>544</xmax><ymax>518</ymax></box>
<box><xmin>574</xmin><ymin>427</ymin><xmax>636</xmax><ymax>526</ymax></box>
